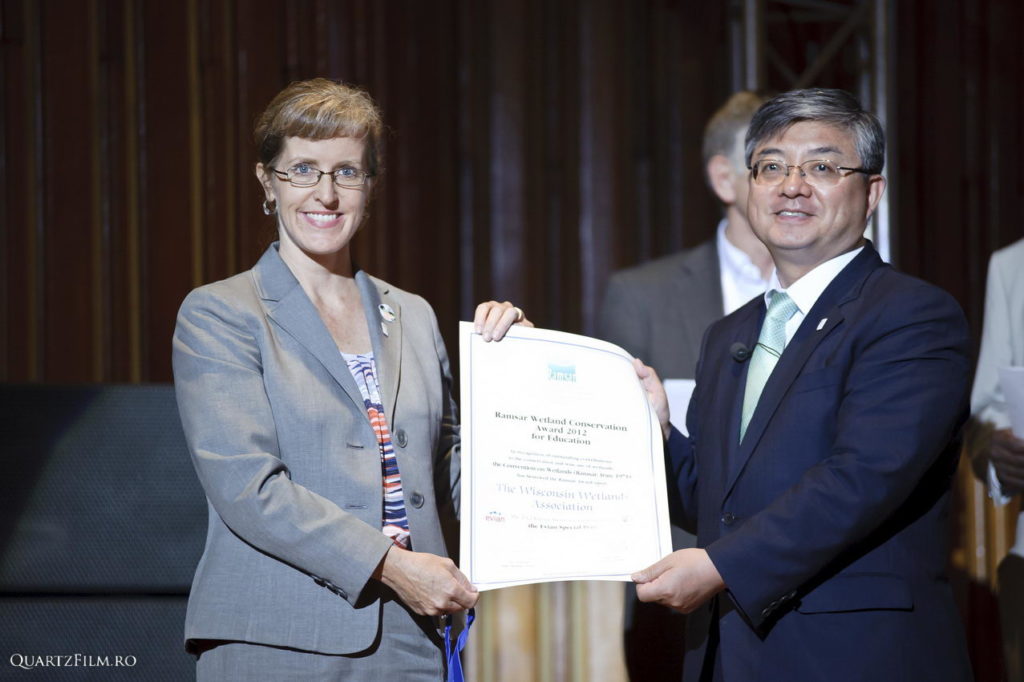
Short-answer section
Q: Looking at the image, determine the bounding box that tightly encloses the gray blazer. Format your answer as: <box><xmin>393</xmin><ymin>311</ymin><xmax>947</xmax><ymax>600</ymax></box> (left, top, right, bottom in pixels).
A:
<box><xmin>597</xmin><ymin>239</ymin><xmax>723</xmax><ymax>380</ymax></box>
<box><xmin>172</xmin><ymin>244</ymin><xmax>459</xmax><ymax>655</ymax></box>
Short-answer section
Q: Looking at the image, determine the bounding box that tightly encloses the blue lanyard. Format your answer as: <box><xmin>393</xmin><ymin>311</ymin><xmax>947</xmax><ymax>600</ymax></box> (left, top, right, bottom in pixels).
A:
<box><xmin>444</xmin><ymin>607</ymin><xmax>475</xmax><ymax>682</ymax></box>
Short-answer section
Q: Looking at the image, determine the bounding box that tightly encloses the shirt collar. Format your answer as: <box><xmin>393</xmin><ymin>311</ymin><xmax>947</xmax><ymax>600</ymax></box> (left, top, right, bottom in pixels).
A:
<box><xmin>765</xmin><ymin>245</ymin><xmax>864</xmax><ymax>315</ymax></box>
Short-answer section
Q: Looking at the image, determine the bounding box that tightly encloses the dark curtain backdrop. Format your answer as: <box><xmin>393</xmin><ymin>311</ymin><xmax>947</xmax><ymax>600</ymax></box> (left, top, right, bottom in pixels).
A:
<box><xmin>4</xmin><ymin>0</ymin><xmax>1020</xmax><ymax>383</ymax></box>
<box><xmin>1</xmin><ymin>0</ymin><xmax>734</xmax><ymax>383</ymax></box>
<box><xmin>3</xmin><ymin>0</ymin><xmax>1024</xmax><ymax>678</ymax></box>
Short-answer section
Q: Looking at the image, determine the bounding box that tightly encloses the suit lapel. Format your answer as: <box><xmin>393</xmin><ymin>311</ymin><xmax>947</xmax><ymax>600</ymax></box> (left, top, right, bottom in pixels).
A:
<box><xmin>357</xmin><ymin>271</ymin><xmax>402</xmax><ymax>427</ymax></box>
<box><xmin>677</xmin><ymin>241</ymin><xmax>725</xmax><ymax>357</ymax></box>
<box><xmin>252</xmin><ymin>245</ymin><xmax>367</xmax><ymax>415</ymax></box>
<box><xmin>718</xmin><ymin>299</ymin><xmax>765</xmax><ymax>492</ymax></box>
<box><xmin>724</xmin><ymin>245</ymin><xmax>884</xmax><ymax>497</ymax></box>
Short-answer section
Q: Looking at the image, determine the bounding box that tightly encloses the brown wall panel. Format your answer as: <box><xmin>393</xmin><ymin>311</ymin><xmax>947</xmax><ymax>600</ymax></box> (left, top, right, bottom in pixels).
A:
<box><xmin>2</xmin><ymin>0</ymin><xmax>34</xmax><ymax>381</ymax></box>
<box><xmin>41</xmin><ymin>0</ymin><xmax>97</xmax><ymax>381</ymax></box>
<box><xmin>233</xmin><ymin>0</ymin><xmax>285</xmax><ymax>272</ymax></box>
<box><xmin>195</xmin><ymin>0</ymin><xmax>237</xmax><ymax>286</ymax></box>
<box><xmin>91</xmin><ymin>0</ymin><xmax>114</xmax><ymax>380</ymax></box>
<box><xmin>370</xmin><ymin>1</ymin><xmax>461</xmax><ymax>335</ymax></box>
<box><xmin>108</xmin><ymin>0</ymin><xmax>142</xmax><ymax>382</ymax></box>
<box><xmin>404</xmin><ymin>3</ymin><xmax>462</xmax><ymax>336</ymax></box>
<box><xmin>577</xmin><ymin>0</ymin><xmax>628</xmax><ymax>335</ymax></box>
<box><xmin>454</xmin><ymin>0</ymin><xmax>494</xmax><ymax>321</ymax></box>
<box><xmin>138</xmin><ymin>1</ymin><xmax>193</xmax><ymax>380</ymax></box>
<box><xmin>485</xmin><ymin>0</ymin><xmax>532</xmax><ymax>309</ymax></box>
<box><xmin>673</xmin><ymin>1</ymin><xmax>732</xmax><ymax>250</ymax></box>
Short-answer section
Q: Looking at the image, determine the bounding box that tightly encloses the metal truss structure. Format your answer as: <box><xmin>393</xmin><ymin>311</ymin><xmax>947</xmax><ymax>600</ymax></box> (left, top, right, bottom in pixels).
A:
<box><xmin>729</xmin><ymin>0</ymin><xmax>894</xmax><ymax>262</ymax></box>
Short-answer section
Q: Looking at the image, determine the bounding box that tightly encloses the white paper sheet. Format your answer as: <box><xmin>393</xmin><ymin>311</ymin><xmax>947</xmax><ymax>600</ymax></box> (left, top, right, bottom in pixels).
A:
<box><xmin>458</xmin><ymin>322</ymin><xmax>672</xmax><ymax>590</ymax></box>
<box><xmin>663</xmin><ymin>379</ymin><xmax>696</xmax><ymax>436</ymax></box>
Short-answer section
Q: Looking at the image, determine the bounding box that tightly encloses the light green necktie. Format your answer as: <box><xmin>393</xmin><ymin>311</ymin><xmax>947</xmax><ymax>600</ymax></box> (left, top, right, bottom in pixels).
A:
<box><xmin>739</xmin><ymin>290</ymin><xmax>799</xmax><ymax>442</ymax></box>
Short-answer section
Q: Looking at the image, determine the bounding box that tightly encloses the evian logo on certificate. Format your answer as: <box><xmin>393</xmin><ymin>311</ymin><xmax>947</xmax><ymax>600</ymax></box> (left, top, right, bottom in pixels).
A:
<box><xmin>547</xmin><ymin>363</ymin><xmax>576</xmax><ymax>382</ymax></box>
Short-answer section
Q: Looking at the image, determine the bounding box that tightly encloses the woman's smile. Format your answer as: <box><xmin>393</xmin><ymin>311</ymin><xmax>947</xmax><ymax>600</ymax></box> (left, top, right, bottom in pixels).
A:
<box><xmin>302</xmin><ymin>210</ymin><xmax>343</xmax><ymax>228</ymax></box>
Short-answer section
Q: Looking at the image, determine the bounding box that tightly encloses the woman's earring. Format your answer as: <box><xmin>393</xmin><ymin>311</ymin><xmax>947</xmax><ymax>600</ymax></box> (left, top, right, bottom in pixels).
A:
<box><xmin>262</xmin><ymin>199</ymin><xmax>277</xmax><ymax>216</ymax></box>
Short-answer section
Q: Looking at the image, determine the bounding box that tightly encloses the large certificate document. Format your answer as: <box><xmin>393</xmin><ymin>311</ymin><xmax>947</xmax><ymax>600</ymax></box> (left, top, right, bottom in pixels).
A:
<box><xmin>459</xmin><ymin>322</ymin><xmax>672</xmax><ymax>590</ymax></box>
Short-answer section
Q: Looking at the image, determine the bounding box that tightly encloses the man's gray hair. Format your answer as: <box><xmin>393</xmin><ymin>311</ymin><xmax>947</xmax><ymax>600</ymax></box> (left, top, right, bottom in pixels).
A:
<box><xmin>744</xmin><ymin>88</ymin><xmax>885</xmax><ymax>174</ymax></box>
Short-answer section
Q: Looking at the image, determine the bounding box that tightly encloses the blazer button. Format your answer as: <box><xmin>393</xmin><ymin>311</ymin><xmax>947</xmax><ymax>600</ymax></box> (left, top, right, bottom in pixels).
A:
<box><xmin>409</xmin><ymin>491</ymin><xmax>424</xmax><ymax>508</ymax></box>
<box><xmin>721</xmin><ymin>512</ymin><xmax>736</xmax><ymax>526</ymax></box>
<box><xmin>396</xmin><ymin>429</ymin><xmax>408</xmax><ymax>447</ymax></box>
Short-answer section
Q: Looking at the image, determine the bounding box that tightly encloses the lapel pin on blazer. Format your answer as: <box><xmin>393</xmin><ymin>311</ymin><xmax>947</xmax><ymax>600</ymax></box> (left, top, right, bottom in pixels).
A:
<box><xmin>379</xmin><ymin>303</ymin><xmax>396</xmax><ymax>337</ymax></box>
<box><xmin>817</xmin><ymin>318</ymin><xmax>828</xmax><ymax>331</ymax></box>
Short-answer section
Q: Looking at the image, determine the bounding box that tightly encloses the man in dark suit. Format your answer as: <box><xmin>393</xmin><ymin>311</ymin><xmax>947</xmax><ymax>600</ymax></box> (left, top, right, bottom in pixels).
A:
<box><xmin>598</xmin><ymin>91</ymin><xmax>770</xmax><ymax>680</ymax></box>
<box><xmin>632</xmin><ymin>88</ymin><xmax>973</xmax><ymax>681</ymax></box>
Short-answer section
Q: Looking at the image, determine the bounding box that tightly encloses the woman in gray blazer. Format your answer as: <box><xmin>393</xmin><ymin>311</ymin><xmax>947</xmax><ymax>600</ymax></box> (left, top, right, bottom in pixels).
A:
<box><xmin>173</xmin><ymin>78</ymin><xmax>527</xmax><ymax>680</ymax></box>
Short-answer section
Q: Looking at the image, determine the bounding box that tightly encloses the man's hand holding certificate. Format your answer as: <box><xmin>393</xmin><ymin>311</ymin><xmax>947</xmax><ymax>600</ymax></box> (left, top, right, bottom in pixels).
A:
<box><xmin>459</xmin><ymin>322</ymin><xmax>672</xmax><ymax>590</ymax></box>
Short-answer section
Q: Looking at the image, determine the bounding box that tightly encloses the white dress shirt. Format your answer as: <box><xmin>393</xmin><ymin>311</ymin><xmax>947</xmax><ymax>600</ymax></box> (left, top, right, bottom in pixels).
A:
<box><xmin>718</xmin><ymin>220</ymin><xmax>771</xmax><ymax>316</ymax></box>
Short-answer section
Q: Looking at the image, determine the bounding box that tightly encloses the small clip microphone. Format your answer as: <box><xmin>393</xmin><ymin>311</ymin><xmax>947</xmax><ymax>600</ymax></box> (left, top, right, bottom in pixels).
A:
<box><xmin>730</xmin><ymin>342</ymin><xmax>752</xmax><ymax>362</ymax></box>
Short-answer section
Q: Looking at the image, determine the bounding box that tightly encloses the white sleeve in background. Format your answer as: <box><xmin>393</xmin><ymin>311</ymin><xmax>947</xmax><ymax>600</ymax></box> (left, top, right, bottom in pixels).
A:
<box><xmin>972</xmin><ymin>248</ymin><xmax>1015</xmax><ymax>429</ymax></box>
<box><xmin>972</xmin><ymin>246</ymin><xmax>1018</xmax><ymax>505</ymax></box>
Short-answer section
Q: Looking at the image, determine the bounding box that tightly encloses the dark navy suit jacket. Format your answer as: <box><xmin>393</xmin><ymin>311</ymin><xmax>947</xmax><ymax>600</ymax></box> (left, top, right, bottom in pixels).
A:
<box><xmin>667</xmin><ymin>244</ymin><xmax>974</xmax><ymax>681</ymax></box>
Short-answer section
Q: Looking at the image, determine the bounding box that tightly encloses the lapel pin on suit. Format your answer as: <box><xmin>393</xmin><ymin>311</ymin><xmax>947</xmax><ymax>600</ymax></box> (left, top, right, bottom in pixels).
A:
<box><xmin>379</xmin><ymin>303</ymin><xmax>396</xmax><ymax>337</ymax></box>
<box><xmin>817</xmin><ymin>318</ymin><xmax>828</xmax><ymax>331</ymax></box>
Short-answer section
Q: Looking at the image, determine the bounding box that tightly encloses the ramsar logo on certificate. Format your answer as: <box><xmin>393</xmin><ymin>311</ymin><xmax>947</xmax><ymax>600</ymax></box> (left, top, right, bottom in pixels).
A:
<box><xmin>458</xmin><ymin>322</ymin><xmax>673</xmax><ymax>590</ymax></box>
